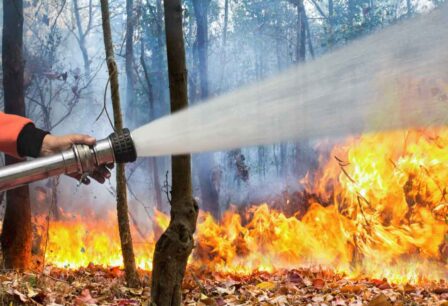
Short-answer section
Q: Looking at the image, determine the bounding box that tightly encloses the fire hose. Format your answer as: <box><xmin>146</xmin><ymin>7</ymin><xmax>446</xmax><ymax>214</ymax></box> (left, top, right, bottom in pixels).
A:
<box><xmin>0</xmin><ymin>128</ymin><xmax>136</xmax><ymax>192</ymax></box>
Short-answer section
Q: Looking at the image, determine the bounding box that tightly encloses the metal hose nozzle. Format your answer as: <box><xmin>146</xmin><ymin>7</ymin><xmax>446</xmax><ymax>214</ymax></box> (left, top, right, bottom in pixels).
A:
<box><xmin>0</xmin><ymin>128</ymin><xmax>136</xmax><ymax>192</ymax></box>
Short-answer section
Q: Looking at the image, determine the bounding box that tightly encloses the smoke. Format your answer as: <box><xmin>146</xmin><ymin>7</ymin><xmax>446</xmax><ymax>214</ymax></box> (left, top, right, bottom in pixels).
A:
<box><xmin>2</xmin><ymin>0</ymin><xmax>445</xmax><ymax>228</ymax></box>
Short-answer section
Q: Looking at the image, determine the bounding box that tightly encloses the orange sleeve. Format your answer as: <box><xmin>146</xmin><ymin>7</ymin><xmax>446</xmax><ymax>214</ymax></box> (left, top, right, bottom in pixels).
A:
<box><xmin>0</xmin><ymin>112</ymin><xmax>32</xmax><ymax>158</ymax></box>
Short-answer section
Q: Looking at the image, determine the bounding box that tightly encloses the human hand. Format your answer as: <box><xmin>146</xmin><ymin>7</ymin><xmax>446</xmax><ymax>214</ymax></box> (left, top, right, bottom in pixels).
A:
<box><xmin>40</xmin><ymin>134</ymin><xmax>113</xmax><ymax>184</ymax></box>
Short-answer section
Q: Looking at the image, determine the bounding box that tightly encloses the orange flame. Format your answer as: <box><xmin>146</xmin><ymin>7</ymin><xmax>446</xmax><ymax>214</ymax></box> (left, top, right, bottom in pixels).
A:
<box><xmin>41</xmin><ymin>128</ymin><xmax>448</xmax><ymax>284</ymax></box>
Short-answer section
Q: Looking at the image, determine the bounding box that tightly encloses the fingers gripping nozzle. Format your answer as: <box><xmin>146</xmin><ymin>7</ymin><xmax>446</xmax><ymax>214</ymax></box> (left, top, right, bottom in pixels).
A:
<box><xmin>0</xmin><ymin>128</ymin><xmax>137</xmax><ymax>192</ymax></box>
<box><xmin>73</xmin><ymin>128</ymin><xmax>137</xmax><ymax>175</ymax></box>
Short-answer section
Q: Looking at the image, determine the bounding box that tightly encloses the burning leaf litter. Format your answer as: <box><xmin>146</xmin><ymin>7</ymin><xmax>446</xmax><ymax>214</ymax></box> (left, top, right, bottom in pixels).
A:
<box><xmin>0</xmin><ymin>266</ymin><xmax>447</xmax><ymax>305</ymax></box>
<box><xmin>41</xmin><ymin>130</ymin><xmax>448</xmax><ymax>282</ymax></box>
<box><xmin>6</xmin><ymin>127</ymin><xmax>448</xmax><ymax>304</ymax></box>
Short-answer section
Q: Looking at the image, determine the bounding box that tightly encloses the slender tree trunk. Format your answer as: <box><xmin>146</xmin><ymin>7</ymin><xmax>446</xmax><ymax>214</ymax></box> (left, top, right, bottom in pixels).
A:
<box><xmin>348</xmin><ymin>0</ymin><xmax>355</xmax><ymax>29</ymax></box>
<box><xmin>296</xmin><ymin>0</ymin><xmax>306</xmax><ymax>63</ymax></box>
<box><xmin>295</xmin><ymin>0</ymin><xmax>310</xmax><ymax>179</ymax></box>
<box><xmin>100</xmin><ymin>0</ymin><xmax>140</xmax><ymax>288</ymax></box>
<box><xmin>140</xmin><ymin>39</ymin><xmax>163</xmax><ymax>212</ymax></box>
<box><xmin>406</xmin><ymin>0</ymin><xmax>412</xmax><ymax>17</ymax></box>
<box><xmin>193</xmin><ymin>0</ymin><xmax>210</xmax><ymax>98</ymax></box>
<box><xmin>73</xmin><ymin>0</ymin><xmax>91</xmax><ymax>77</ymax></box>
<box><xmin>126</xmin><ymin>0</ymin><xmax>135</xmax><ymax>123</ymax></box>
<box><xmin>217</xmin><ymin>0</ymin><xmax>229</xmax><ymax>93</ymax></box>
<box><xmin>304</xmin><ymin>11</ymin><xmax>314</xmax><ymax>59</ymax></box>
<box><xmin>280</xmin><ymin>144</ymin><xmax>287</xmax><ymax>177</ymax></box>
<box><xmin>153</xmin><ymin>0</ymin><xmax>171</xmax><ymax>180</ymax></box>
<box><xmin>328</xmin><ymin>0</ymin><xmax>335</xmax><ymax>48</ymax></box>
<box><xmin>192</xmin><ymin>0</ymin><xmax>220</xmax><ymax>220</ymax></box>
<box><xmin>1</xmin><ymin>0</ymin><xmax>32</xmax><ymax>270</ymax></box>
<box><xmin>223</xmin><ymin>0</ymin><xmax>229</xmax><ymax>46</ymax></box>
<box><xmin>151</xmin><ymin>1</ymin><xmax>198</xmax><ymax>305</ymax></box>
<box><xmin>154</xmin><ymin>0</ymin><xmax>166</xmax><ymax>111</ymax></box>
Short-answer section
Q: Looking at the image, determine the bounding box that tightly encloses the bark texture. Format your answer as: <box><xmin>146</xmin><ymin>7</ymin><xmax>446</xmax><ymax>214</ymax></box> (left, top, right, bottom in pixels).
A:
<box><xmin>100</xmin><ymin>0</ymin><xmax>140</xmax><ymax>288</ymax></box>
<box><xmin>1</xmin><ymin>0</ymin><xmax>32</xmax><ymax>270</ymax></box>
<box><xmin>151</xmin><ymin>0</ymin><xmax>198</xmax><ymax>305</ymax></box>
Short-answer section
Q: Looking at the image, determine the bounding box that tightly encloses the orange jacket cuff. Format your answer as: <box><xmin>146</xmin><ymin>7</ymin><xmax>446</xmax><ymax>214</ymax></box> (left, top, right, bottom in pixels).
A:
<box><xmin>0</xmin><ymin>112</ymin><xmax>33</xmax><ymax>158</ymax></box>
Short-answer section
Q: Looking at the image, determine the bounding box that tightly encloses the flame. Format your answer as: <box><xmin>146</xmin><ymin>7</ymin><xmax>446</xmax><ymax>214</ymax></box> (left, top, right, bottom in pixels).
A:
<box><xmin>40</xmin><ymin>128</ymin><xmax>448</xmax><ymax>284</ymax></box>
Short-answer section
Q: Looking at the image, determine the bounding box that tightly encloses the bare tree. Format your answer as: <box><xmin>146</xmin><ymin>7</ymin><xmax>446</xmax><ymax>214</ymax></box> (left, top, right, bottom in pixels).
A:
<box><xmin>126</xmin><ymin>0</ymin><xmax>136</xmax><ymax>121</ymax></box>
<box><xmin>1</xmin><ymin>0</ymin><xmax>32</xmax><ymax>270</ymax></box>
<box><xmin>100</xmin><ymin>0</ymin><xmax>140</xmax><ymax>288</ymax></box>
<box><xmin>139</xmin><ymin>21</ymin><xmax>163</xmax><ymax>212</ymax></box>
<box><xmin>192</xmin><ymin>0</ymin><xmax>221</xmax><ymax>220</ymax></box>
<box><xmin>151</xmin><ymin>0</ymin><xmax>198</xmax><ymax>304</ymax></box>
<box><xmin>73</xmin><ymin>0</ymin><xmax>94</xmax><ymax>77</ymax></box>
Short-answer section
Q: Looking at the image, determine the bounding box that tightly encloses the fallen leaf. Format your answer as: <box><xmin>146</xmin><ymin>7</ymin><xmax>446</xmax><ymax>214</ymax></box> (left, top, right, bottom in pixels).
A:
<box><xmin>312</xmin><ymin>278</ymin><xmax>325</xmax><ymax>290</ymax></box>
<box><xmin>256</xmin><ymin>281</ymin><xmax>276</xmax><ymax>290</ymax></box>
<box><xmin>367</xmin><ymin>293</ymin><xmax>392</xmax><ymax>306</ymax></box>
<box><xmin>340</xmin><ymin>284</ymin><xmax>364</xmax><ymax>294</ymax></box>
<box><xmin>201</xmin><ymin>297</ymin><xmax>218</xmax><ymax>306</ymax></box>
<box><xmin>434</xmin><ymin>288</ymin><xmax>448</xmax><ymax>294</ymax></box>
<box><xmin>129</xmin><ymin>288</ymin><xmax>143</xmax><ymax>296</ymax></box>
<box><xmin>74</xmin><ymin>288</ymin><xmax>97</xmax><ymax>306</ymax></box>
<box><xmin>403</xmin><ymin>283</ymin><xmax>416</xmax><ymax>293</ymax></box>
<box><xmin>26</xmin><ymin>282</ymin><xmax>39</xmax><ymax>298</ymax></box>
<box><xmin>378</xmin><ymin>282</ymin><xmax>391</xmax><ymax>290</ymax></box>
<box><xmin>287</xmin><ymin>270</ymin><xmax>304</xmax><ymax>284</ymax></box>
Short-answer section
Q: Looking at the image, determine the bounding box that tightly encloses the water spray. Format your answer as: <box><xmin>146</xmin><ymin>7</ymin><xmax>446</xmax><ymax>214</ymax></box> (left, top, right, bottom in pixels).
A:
<box><xmin>0</xmin><ymin>129</ymin><xmax>136</xmax><ymax>192</ymax></box>
<box><xmin>1</xmin><ymin>4</ymin><xmax>447</xmax><ymax>192</ymax></box>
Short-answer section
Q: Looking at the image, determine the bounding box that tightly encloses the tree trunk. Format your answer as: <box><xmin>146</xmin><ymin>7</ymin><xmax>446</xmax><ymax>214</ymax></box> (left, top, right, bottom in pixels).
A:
<box><xmin>100</xmin><ymin>0</ymin><xmax>140</xmax><ymax>288</ymax></box>
<box><xmin>126</xmin><ymin>0</ymin><xmax>135</xmax><ymax>123</ymax></box>
<box><xmin>192</xmin><ymin>0</ymin><xmax>220</xmax><ymax>220</ymax></box>
<box><xmin>217</xmin><ymin>0</ymin><xmax>229</xmax><ymax>93</ymax></box>
<box><xmin>73</xmin><ymin>0</ymin><xmax>91</xmax><ymax>77</ymax></box>
<box><xmin>151</xmin><ymin>0</ymin><xmax>198</xmax><ymax>304</ymax></box>
<box><xmin>328</xmin><ymin>0</ymin><xmax>335</xmax><ymax>48</ymax></box>
<box><xmin>1</xmin><ymin>0</ymin><xmax>32</xmax><ymax>270</ymax></box>
<box><xmin>140</xmin><ymin>39</ymin><xmax>163</xmax><ymax>212</ymax></box>
<box><xmin>154</xmin><ymin>0</ymin><xmax>166</xmax><ymax>111</ymax></box>
<box><xmin>406</xmin><ymin>0</ymin><xmax>412</xmax><ymax>17</ymax></box>
<box><xmin>197</xmin><ymin>154</ymin><xmax>220</xmax><ymax>219</ymax></box>
<box><xmin>304</xmin><ymin>11</ymin><xmax>314</xmax><ymax>59</ymax></box>
<box><xmin>296</xmin><ymin>0</ymin><xmax>306</xmax><ymax>63</ymax></box>
<box><xmin>192</xmin><ymin>0</ymin><xmax>210</xmax><ymax>99</ymax></box>
<box><xmin>348</xmin><ymin>0</ymin><xmax>355</xmax><ymax>29</ymax></box>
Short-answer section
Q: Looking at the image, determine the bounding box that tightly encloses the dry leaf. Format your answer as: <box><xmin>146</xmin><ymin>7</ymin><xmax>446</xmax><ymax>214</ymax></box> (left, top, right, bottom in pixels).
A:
<box><xmin>74</xmin><ymin>288</ymin><xmax>97</xmax><ymax>306</ymax></box>
<box><xmin>367</xmin><ymin>293</ymin><xmax>392</xmax><ymax>306</ymax></box>
<box><xmin>403</xmin><ymin>283</ymin><xmax>416</xmax><ymax>293</ymax></box>
<box><xmin>340</xmin><ymin>284</ymin><xmax>364</xmax><ymax>294</ymax></box>
<box><xmin>434</xmin><ymin>288</ymin><xmax>448</xmax><ymax>294</ymax></box>
<box><xmin>129</xmin><ymin>288</ymin><xmax>143</xmax><ymax>296</ymax></box>
<box><xmin>312</xmin><ymin>278</ymin><xmax>325</xmax><ymax>290</ymax></box>
<box><xmin>256</xmin><ymin>281</ymin><xmax>276</xmax><ymax>290</ymax></box>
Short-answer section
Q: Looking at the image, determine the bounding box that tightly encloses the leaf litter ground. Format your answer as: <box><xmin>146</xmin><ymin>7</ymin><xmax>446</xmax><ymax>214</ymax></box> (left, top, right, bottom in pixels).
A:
<box><xmin>0</xmin><ymin>265</ymin><xmax>447</xmax><ymax>305</ymax></box>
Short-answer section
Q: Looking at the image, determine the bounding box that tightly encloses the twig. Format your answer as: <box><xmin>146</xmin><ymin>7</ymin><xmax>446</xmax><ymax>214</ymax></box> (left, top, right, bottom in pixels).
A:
<box><xmin>39</xmin><ymin>273</ymin><xmax>70</xmax><ymax>285</ymax></box>
<box><xmin>421</xmin><ymin>165</ymin><xmax>447</xmax><ymax>202</ymax></box>
<box><xmin>161</xmin><ymin>171</ymin><xmax>172</xmax><ymax>204</ymax></box>
<box><xmin>357</xmin><ymin>196</ymin><xmax>371</xmax><ymax>230</ymax></box>
<box><xmin>95</xmin><ymin>75</ymin><xmax>115</xmax><ymax>130</ymax></box>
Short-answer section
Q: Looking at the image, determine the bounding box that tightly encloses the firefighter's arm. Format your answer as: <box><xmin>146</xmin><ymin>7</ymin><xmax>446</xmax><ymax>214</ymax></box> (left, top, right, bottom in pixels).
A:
<box><xmin>0</xmin><ymin>112</ymin><xmax>47</xmax><ymax>158</ymax></box>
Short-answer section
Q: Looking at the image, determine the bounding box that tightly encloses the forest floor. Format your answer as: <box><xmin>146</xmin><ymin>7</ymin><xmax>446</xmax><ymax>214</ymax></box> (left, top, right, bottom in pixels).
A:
<box><xmin>0</xmin><ymin>265</ymin><xmax>447</xmax><ymax>305</ymax></box>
